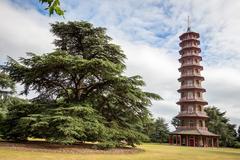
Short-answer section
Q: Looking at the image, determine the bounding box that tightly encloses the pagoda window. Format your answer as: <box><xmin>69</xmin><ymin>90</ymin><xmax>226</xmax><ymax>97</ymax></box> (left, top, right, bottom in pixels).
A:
<box><xmin>188</xmin><ymin>105</ymin><xmax>194</xmax><ymax>113</ymax></box>
<box><xmin>189</xmin><ymin>120</ymin><xmax>195</xmax><ymax>127</ymax></box>
<box><xmin>181</xmin><ymin>92</ymin><xmax>186</xmax><ymax>98</ymax></box>
<box><xmin>196</xmin><ymin>80</ymin><xmax>200</xmax><ymax>85</ymax></box>
<box><xmin>187</xmin><ymin>59</ymin><xmax>192</xmax><ymax>64</ymax></box>
<box><xmin>181</xmin><ymin>120</ymin><xmax>185</xmax><ymax>126</ymax></box>
<box><xmin>184</xmin><ymin>106</ymin><xmax>187</xmax><ymax>111</ymax></box>
<box><xmin>195</xmin><ymin>69</ymin><xmax>199</xmax><ymax>73</ymax></box>
<box><xmin>181</xmin><ymin>106</ymin><xmax>187</xmax><ymax>112</ymax></box>
<box><xmin>197</xmin><ymin>92</ymin><xmax>201</xmax><ymax>98</ymax></box>
<box><xmin>187</xmin><ymin>80</ymin><xmax>193</xmax><ymax>86</ymax></box>
<box><xmin>187</xmin><ymin>69</ymin><xmax>192</xmax><ymax>75</ymax></box>
<box><xmin>197</xmin><ymin>105</ymin><xmax>201</xmax><ymax>111</ymax></box>
<box><xmin>187</xmin><ymin>92</ymin><xmax>193</xmax><ymax>99</ymax></box>
<box><xmin>181</xmin><ymin>81</ymin><xmax>185</xmax><ymax>86</ymax></box>
<box><xmin>181</xmin><ymin>106</ymin><xmax>183</xmax><ymax>111</ymax></box>
<box><xmin>199</xmin><ymin>120</ymin><xmax>203</xmax><ymax>127</ymax></box>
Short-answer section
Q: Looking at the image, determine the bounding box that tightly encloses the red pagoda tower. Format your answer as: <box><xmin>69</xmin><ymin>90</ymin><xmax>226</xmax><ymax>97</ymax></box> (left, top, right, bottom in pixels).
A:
<box><xmin>169</xmin><ymin>19</ymin><xmax>219</xmax><ymax>147</ymax></box>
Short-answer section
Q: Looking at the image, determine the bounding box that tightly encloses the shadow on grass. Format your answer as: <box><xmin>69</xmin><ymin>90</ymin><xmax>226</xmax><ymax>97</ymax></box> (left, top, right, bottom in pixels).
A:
<box><xmin>0</xmin><ymin>141</ymin><xmax>144</xmax><ymax>154</ymax></box>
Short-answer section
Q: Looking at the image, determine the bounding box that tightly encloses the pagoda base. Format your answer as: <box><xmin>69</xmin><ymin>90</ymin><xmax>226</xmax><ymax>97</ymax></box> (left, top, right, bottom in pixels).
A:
<box><xmin>169</xmin><ymin>129</ymin><xmax>219</xmax><ymax>147</ymax></box>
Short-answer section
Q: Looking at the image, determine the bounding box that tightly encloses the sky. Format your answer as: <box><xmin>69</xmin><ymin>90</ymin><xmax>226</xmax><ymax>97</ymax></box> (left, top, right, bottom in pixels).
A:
<box><xmin>0</xmin><ymin>0</ymin><xmax>240</xmax><ymax>130</ymax></box>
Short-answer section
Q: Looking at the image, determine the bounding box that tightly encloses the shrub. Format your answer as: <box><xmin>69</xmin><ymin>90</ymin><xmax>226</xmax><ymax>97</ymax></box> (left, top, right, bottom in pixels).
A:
<box><xmin>233</xmin><ymin>141</ymin><xmax>240</xmax><ymax>148</ymax></box>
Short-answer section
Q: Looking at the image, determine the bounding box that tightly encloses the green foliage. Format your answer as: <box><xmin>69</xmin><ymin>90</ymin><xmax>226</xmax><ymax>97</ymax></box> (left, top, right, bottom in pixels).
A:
<box><xmin>50</xmin><ymin>21</ymin><xmax>126</xmax><ymax>65</ymax></box>
<box><xmin>6</xmin><ymin>51</ymin><xmax>123</xmax><ymax>101</ymax></box>
<box><xmin>1</xmin><ymin>102</ymin><xmax>149</xmax><ymax>147</ymax></box>
<box><xmin>150</xmin><ymin>118</ymin><xmax>169</xmax><ymax>143</ymax></box>
<box><xmin>0</xmin><ymin>70</ymin><xmax>18</xmax><ymax>134</ymax></box>
<box><xmin>233</xmin><ymin>141</ymin><xmax>240</xmax><ymax>148</ymax></box>
<box><xmin>171</xmin><ymin>117</ymin><xmax>180</xmax><ymax>129</ymax></box>
<box><xmin>142</xmin><ymin>117</ymin><xmax>169</xmax><ymax>143</ymax></box>
<box><xmin>0</xmin><ymin>71</ymin><xmax>15</xmax><ymax>98</ymax></box>
<box><xmin>237</xmin><ymin>126</ymin><xmax>240</xmax><ymax>142</ymax></box>
<box><xmin>0</xmin><ymin>96</ymin><xmax>28</xmax><ymax>136</ymax></box>
<box><xmin>1</xmin><ymin>102</ymin><xmax>105</xmax><ymax>143</ymax></box>
<box><xmin>2</xmin><ymin>21</ymin><xmax>161</xmax><ymax>148</ymax></box>
<box><xmin>39</xmin><ymin>0</ymin><xmax>64</xmax><ymax>16</ymax></box>
<box><xmin>205</xmin><ymin>106</ymin><xmax>238</xmax><ymax>147</ymax></box>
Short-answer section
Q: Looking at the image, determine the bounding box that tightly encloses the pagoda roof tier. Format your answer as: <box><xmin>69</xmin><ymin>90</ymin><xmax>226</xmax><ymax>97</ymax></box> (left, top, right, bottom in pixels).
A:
<box><xmin>176</xmin><ymin>98</ymin><xmax>208</xmax><ymax>105</ymax></box>
<box><xmin>176</xmin><ymin>111</ymin><xmax>208</xmax><ymax>118</ymax></box>
<box><xmin>178</xmin><ymin>77</ymin><xmax>205</xmax><ymax>82</ymax></box>
<box><xmin>179</xmin><ymin>32</ymin><xmax>200</xmax><ymax>40</ymax></box>
<box><xmin>179</xmin><ymin>47</ymin><xmax>201</xmax><ymax>55</ymax></box>
<box><xmin>179</xmin><ymin>39</ymin><xmax>200</xmax><ymax>47</ymax></box>
<box><xmin>170</xmin><ymin>127</ymin><xmax>219</xmax><ymax>137</ymax></box>
<box><xmin>178</xmin><ymin>65</ymin><xmax>203</xmax><ymax>71</ymax></box>
<box><xmin>177</xmin><ymin>86</ymin><xmax>206</xmax><ymax>92</ymax></box>
<box><xmin>180</xmin><ymin>63</ymin><xmax>203</xmax><ymax>68</ymax></box>
<box><xmin>179</xmin><ymin>55</ymin><xmax>202</xmax><ymax>63</ymax></box>
<box><xmin>178</xmin><ymin>75</ymin><xmax>204</xmax><ymax>81</ymax></box>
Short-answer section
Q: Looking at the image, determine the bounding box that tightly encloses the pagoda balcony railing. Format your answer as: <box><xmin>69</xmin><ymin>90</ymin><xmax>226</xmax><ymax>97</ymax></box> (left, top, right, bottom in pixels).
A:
<box><xmin>179</xmin><ymin>97</ymin><xmax>204</xmax><ymax>101</ymax></box>
<box><xmin>177</xmin><ymin>126</ymin><xmax>208</xmax><ymax>131</ymax></box>
<box><xmin>178</xmin><ymin>111</ymin><xmax>207</xmax><ymax>116</ymax></box>
<box><xmin>181</xmin><ymin>44</ymin><xmax>199</xmax><ymax>49</ymax></box>
<box><xmin>180</xmin><ymin>84</ymin><xmax>202</xmax><ymax>88</ymax></box>
<box><xmin>181</xmin><ymin>61</ymin><xmax>200</xmax><ymax>66</ymax></box>
<box><xmin>181</xmin><ymin>72</ymin><xmax>201</xmax><ymax>77</ymax></box>
<box><xmin>181</xmin><ymin>52</ymin><xmax>199</xmax><ymax>57</ymax></box>
<box><xmin>181</xmin><ymin>36</ymin><xmax>198</xmax><ymax>41</ymax></box>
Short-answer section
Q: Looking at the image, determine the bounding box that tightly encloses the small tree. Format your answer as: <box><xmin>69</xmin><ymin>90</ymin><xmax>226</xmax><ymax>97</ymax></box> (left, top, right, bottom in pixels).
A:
<box><xmin>142</xmin><ymin>117</ymin><xmax>169</xmax><ymax>143</ymax></box>
<box><xmin>151</xmin><ymin>118</ymin><xmax>169</xmax><ymax>143</ymax></box>
<box><xmin>205</xmin><ymin>106</ymin><xmax>237</xmax><ymax>147</ymax></box>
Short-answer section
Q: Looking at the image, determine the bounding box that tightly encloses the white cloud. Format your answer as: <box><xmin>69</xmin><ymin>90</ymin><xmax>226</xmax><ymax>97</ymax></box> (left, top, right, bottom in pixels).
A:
<box><xmin>0</xmin><ymin>0</ymin><xmax>54</xmax><ymax>60</ymax></box>
<box><xmin>204</xmin><ymin>67</ymin><xmax>240</xmax><ymax>124</ymax></box>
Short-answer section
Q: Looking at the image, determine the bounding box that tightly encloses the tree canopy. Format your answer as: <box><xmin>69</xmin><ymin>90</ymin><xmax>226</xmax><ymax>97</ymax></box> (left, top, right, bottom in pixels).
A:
<box><xmin>1</xmin><ymin>21</ymin><xmax>161</xmax><ymax>148</ymax></box>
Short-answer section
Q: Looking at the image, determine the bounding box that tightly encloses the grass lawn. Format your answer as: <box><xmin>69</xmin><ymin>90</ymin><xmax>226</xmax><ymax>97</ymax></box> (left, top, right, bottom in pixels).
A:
<box><xmin>0</xmin><ymin>143</ymin><xmax>239</xmax><ymax>160</ymax></box>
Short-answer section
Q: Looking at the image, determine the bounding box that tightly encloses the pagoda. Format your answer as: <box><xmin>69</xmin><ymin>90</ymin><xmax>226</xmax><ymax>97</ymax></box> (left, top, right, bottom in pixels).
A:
<box><xmin>169</xmin><ymin>19</ymin><xmax>219</xmax><ymax>147</ymax></box>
